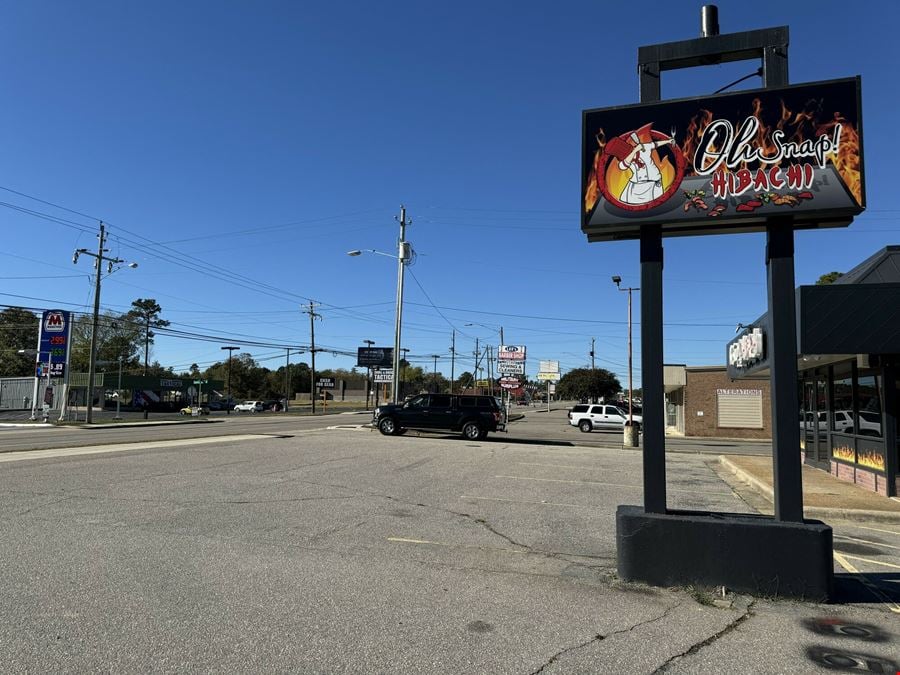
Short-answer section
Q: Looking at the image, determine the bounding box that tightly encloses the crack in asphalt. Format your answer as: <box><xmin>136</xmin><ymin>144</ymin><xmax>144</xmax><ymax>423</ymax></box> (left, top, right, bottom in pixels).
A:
<box><xmin>259</xmin><ymin>455</ymin><xmax>363</xmax><ymax>476</ymax></box>
<box><xmin>651</xmin><ymin>600</ymin><xmax>755</xmax><ymax>673</ymax></box>
<box><xmin>528</xmin><ymin>603</ymin><xmax>681</xmax><ymax>675</ymax></box>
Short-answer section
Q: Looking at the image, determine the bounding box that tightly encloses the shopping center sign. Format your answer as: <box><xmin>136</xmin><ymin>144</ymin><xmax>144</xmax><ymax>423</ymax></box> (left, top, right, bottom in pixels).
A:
<box><xmin>582</xmin><ymin>77</ymin><xmax>864</xmax><ymax>241</ymax></box>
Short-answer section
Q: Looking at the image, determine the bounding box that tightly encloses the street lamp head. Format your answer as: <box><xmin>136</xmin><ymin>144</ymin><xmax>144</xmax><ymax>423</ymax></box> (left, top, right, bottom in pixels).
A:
<box><xmin>611</xmin><ymin>275</ymin><xmax>622</xmax><ymax>286</ymax></box>
<box><xmin>128</xmin><ymin>262</ymin><xmax>139</xmax><ymax>269</ymax></box>
<box><xmin>347</xmin><ymin>250</ymin><xmax>362</xmax><ymax>257</ymax></box>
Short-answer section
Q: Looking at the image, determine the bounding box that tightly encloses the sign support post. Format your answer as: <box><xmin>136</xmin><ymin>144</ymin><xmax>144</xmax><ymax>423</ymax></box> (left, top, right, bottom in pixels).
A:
<box><xmin>590</xmin><ymin>7</ymin><xmax>852</xmax><ymax>600</ymax></box>
<box><xmin>639</xmin><ymin>225</ymin><xmax>666</xmax><ymax>513</ymax></box>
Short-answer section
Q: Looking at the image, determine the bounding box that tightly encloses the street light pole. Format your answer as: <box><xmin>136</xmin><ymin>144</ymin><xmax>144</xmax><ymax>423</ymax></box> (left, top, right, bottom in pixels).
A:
<box><xmin>612</xmin><ymin>276</ymin><xmax>639</xmax><ymax>426</ymax></box>
<box><xmin>73</xmin><ymin>222</ymin><xmax>137</xmax><ymax>424</ymax></box>
<box><xmin>221</xmin><ymin>346</ymin><xmax>240</xmax><ymax>414</ymax></box>
<box><xmin>392</xmin><ymin>205</ymin><xmax>410</xmax><ymax>403</ymax></box>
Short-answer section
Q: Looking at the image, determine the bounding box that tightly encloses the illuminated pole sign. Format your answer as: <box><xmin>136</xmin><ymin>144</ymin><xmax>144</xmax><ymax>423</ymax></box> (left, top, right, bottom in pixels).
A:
<box><xmin>38</xmin><ymin>309</ymin><xmax>71</xmax><ymax>377</ymax></box>
<box><xmin>582</xmin><ymin>77</ymin><xmax>864</xmax><ymax>242</ymax></box>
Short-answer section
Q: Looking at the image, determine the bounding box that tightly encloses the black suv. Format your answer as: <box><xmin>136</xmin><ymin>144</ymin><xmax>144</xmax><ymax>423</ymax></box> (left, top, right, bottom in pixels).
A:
<box><xmin>373</xmin><ymin>394</ymin><xmax>505</xmax><ymax>440</ymax></box>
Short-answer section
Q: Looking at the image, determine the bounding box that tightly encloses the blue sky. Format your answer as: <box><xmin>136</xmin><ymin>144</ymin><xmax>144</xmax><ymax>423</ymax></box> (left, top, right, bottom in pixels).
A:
<box><xmin>1</xmin><ymin>0</ymin><xmax>897</xmax><ymax>386</ymax></box>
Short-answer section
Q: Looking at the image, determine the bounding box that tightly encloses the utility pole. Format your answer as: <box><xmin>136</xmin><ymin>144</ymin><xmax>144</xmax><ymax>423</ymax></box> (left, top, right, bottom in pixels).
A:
<box><xmin>363</xmin><ymin>339</ymin><xmax>374</xmax><ymax>410</ymax></box>
<box><xmin>284</xmin><ymin>348</ymin><xmax>291</xmax><ymax>412</ymax></box>
<box><xmin>305</xmin><ymin>302</ymin><xmax>321</xmax><ymax>414</ymax></box>
<box><xmin>473</xmin><ymin>337</ymin><xmax>479</xmax><ymax>393</ymax></box>
<box><xmin>221</xmin><ymin>346</ymin><xmax>239</xmax><ymax>414</ymax></box>
<box><xmin>114</xmin><ymin>355</ymin><xmax>123</xmax><ymax>420</ymax></box>
<box><xmin>400</xmin><ymin>347</ymin><xmax>409</xmax><ymax>398</ymax></box>
<box><xmin>591</xmin><ymin>337</ymin><xmax>596</xmax><ymax>371</ymax></box>
<box><xmin>392</xmin><ymin>205</ymin><xmax>411</xmax><ymax>403</ymax></box>
<box><xmin>73</xmin><ymin>223</ymin><xmax>134</xmax><ymax>425</ymax></box>
<box><xmin>431</xmin><ymin>354</ymin><xmax>439</xmax><ymax>392</ymax></box>
<box><xmin>449</xmin><ymin>330</ymin><xmax>456</xmax><ymax>394</ymax></box>
<box><xmin>488</xmin><ymin>345</ymin><xmax>494</xmax><ymax>396</ymax></box>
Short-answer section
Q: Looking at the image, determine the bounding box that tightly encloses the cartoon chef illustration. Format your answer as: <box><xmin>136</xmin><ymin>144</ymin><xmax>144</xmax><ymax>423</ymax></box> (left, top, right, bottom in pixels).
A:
<box><xmin>605</xmin><ymin>129</ymin><xmax>676</xmax><ymax>206</ymax></box>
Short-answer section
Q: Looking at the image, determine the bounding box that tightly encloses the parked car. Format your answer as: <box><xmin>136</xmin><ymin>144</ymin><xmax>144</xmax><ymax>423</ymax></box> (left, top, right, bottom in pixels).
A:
<box><xmin>373</xmin><ymin>394</ymin><xmax>506</xmax><ymax>440</ymax></box>
<box><xmin>180</xmin><ymin>405</ymin><xmax>210</xmax><ymax>416</ymax></box>
<box><xmin>206</xmin><ymin>401</ymin><xmax>224</xmax><ymax>411</ymax></box>
<box><xmin>262</xmin><ymin>399</ymin><xmax>284</xmax><ymax>412</ymax></box>
<box><xmin>568</xmin><ymin>404</ymin><xmax>642</xmax><ymax>433</ymax></box>
<box><xmin>233</xmin><ymin>400</ymin><xmax>264</xmax><ymax>413</ymax></box>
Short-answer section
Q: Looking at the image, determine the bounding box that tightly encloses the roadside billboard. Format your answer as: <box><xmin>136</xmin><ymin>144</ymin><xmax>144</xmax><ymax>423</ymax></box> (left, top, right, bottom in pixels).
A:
<box><xmin>357</xmin><ymin>347</ymin><xmax>394</xmax><ymax>368</ymax></box>
<box><xmin>539</xmin><ymin>360</ymin><xmax>560</xmax><ymax>374</ymax></box>
<box><xmin>497</xmin><ymin>361</ymin><xmax>525</xmax><ymax>375</ymax></box>
<box><xmin>582</xmin><ymin>77</ymin><xmax>864</xmax><ymax>241</ymax></box>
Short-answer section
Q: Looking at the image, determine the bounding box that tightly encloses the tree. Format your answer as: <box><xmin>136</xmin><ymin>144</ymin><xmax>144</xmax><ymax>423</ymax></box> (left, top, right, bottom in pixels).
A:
<box><xmin>69</xmin><ymin>311</ymin><xmax>142</xmax><ymax>373</ymax></box>
<box><xmin>0</xmin><ymin>307</ymin><xmax>39</xmax><ymax>376</ymax></box>
<box><xmin>816</xmin><ymin>271</ymin><xmax>843</xmax><ymax>285</ymax></box>
<box><xmin>556</xmin><ymin>368</ymin><xmax>621</xmax><ymax>402</ymax></box>
<box><xmin>126</xmin><ymin>299</ymin><xmax>170</xmax><ymax>375</ymax></box>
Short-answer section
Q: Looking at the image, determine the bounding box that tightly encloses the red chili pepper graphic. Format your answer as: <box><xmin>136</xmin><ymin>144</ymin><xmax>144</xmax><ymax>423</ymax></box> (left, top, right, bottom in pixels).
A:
<box><xmin>797</xmin><ymin>191</ymin><xmax>814</xmax><ymax>200</ymax></box>
<box><xmin>736</xmin><ymin>204</ymin><xmax>755</xmax><ymax>212</ymax></box>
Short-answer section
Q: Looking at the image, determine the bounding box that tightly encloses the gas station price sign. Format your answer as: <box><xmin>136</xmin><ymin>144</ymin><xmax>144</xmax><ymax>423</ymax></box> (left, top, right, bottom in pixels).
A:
<box><xmin>38</xmin><ymin>309</ymin><xmax>71</xmax><ymax>372</ymax></box>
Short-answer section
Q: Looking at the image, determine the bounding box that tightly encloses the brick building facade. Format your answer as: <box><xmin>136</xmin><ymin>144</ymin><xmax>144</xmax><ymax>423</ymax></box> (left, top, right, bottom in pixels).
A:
<box><xmin>665</xmin><ymin>365</ymin><xmax>772</xmax><ymax>440</ymax></box>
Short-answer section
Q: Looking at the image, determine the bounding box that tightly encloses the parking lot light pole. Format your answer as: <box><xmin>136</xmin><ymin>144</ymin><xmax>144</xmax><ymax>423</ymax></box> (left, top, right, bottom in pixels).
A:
<box><xmin>612</xmin><ymin>276</ymin><xmax>639</xmax><ymax>426</ymax></box>
<box><xmin>221</xmin><ymin>346</ymin><xmax>240</xmax><ymax>414</ymax></box>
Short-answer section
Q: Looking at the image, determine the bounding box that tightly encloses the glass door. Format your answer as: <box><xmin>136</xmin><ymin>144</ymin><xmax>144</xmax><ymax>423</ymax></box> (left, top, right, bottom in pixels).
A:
<box><xmin>802</xmin><ymin>380</ymin><xmax>816</xmax><ymax>464</ymax></box>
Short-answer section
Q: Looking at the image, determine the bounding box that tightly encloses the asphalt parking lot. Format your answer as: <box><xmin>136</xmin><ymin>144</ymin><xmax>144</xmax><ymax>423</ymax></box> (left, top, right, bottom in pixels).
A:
<box><xmin>1</xmin><ymin>425</ymin><xmax>897</xmax><ymax>672</ymax></box>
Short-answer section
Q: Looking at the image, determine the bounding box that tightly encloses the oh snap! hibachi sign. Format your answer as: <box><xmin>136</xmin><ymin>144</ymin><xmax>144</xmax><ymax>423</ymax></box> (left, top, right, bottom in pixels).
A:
<box><xmin>582</xmin><ymin>77</ymin><xmax>864</xmax><ymax>241</ymax></box>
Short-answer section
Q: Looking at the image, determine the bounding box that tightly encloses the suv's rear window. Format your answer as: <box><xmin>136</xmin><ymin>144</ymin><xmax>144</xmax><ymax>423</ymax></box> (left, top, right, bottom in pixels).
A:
<box><xmin>572</xmin><ymin>405</ymin><xmax>589</xmax><ymax>413</ymax></box>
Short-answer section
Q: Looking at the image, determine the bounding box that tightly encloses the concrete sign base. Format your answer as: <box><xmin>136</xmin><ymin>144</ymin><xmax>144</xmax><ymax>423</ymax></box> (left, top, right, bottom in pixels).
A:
<box><xmin>616</xmin><ymin>505</ymin><xmax>833</xmax><ymax>601</ymax></box>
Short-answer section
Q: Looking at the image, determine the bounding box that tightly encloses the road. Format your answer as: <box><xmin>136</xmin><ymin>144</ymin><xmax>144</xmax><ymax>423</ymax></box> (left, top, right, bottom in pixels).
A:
<box><xmin>1</xmin><ymin>421</ymin><xmax>897</xmax><ymax>672</ymax></box>
<box><xmin>0</xmin><ymin>406</ymin><xmax>772</xmax><ymax>456</ymax></box>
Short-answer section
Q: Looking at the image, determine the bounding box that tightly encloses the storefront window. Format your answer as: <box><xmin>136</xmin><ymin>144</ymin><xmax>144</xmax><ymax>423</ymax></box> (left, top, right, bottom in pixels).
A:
<box><xmin>832</xmin><ymin>370</ymin><xmax>853</xmax><ymax>432</ymax></box>
<box><xmin>856</xmin><ymin>373</ymin><xmax>882</xmax><ymax>438</ymax></box>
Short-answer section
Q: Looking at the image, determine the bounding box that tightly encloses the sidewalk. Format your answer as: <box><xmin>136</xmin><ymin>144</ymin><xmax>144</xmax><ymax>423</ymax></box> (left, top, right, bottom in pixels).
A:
<box><xmin>719</xmin><ymin>454</ymin><xmax>900</xmax><ymax>522</ymax></box>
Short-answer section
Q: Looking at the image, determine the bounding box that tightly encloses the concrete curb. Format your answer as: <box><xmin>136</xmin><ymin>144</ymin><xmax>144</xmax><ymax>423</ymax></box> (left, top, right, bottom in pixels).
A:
<box><xmin>76</xmin><ymin>419</ymin><xmax>225</xmax><ymax>429</ymax></box>
<box><xmin>718</xmin><ymin>455</ymin><xmax>900</xmax><ymax>524</ymax></box>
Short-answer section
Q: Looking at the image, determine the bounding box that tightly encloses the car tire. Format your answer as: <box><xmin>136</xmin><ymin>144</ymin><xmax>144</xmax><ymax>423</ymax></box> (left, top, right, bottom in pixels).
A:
<box><xmin>462</xmin><ymin>421</ymin><xmax>481</xmax><ymax>440</ymax></box>
<box><xmin>378</xmin><ymin>416</ymin><xmax>398</xmax><ymax>436</ymax></box>
<box><xmin>579</xmin><ymin>420</ymin><xmax>592</xmax><ymax>433</ymax></box>
<box><xmin>477</xmin><ymin>429</ymin><xmax>489</xmax><ymax>440</ymax></box>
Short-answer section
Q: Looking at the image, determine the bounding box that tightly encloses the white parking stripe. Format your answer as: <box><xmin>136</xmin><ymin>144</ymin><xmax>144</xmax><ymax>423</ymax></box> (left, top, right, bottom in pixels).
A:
<box><xmin>834</xmin><ymin>534</ymin><xmax>900</xmax><ymax>551</ymax></box>
<box><xmin>838</xmin><ymin>554</ymin><xmax>900</xmax><ymax>571</ymax></box>
<box><xmin>858</xmin><ymin>525</ymin><xmax>900</xmax><ymax>537</ymax></box>
<box><xmin>493</xmin><ymin>474</ymin><xmax>734</xmax><ymax>496</ymax></box>
<box><xmin>0</xmin><ymin>434</ymin><xmax>284</xmax><ymax>463</ymax></box>
<box><xmin>460</xmin><ymin>494</ymin><xmax>598</xmax><ymax>509</ymax></box>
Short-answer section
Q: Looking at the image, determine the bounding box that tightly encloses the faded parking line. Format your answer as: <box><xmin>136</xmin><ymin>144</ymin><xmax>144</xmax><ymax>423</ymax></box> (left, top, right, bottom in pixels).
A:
<box><xmin>494</xmin><ymin>474</ymin><xmax>733</xmax><ymax>496</ymax></box>
<box><xmin>461</xmin><ymin>494</ymin><xmax>599</xmax><ymax>509</ymax></box>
